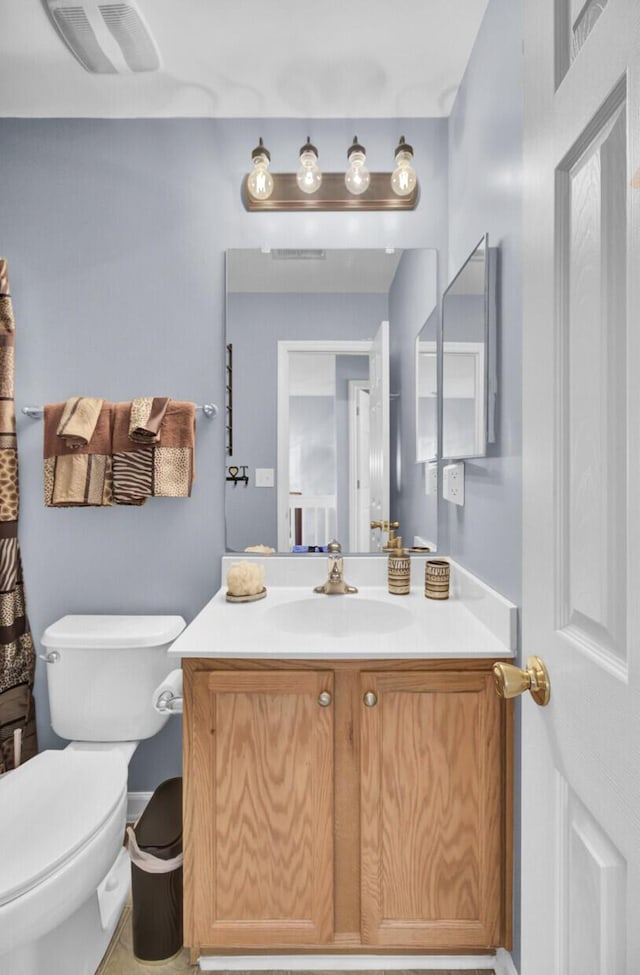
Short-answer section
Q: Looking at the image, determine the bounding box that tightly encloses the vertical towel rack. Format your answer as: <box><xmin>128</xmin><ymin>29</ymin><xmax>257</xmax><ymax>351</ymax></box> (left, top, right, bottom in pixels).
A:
<box><xmin>226</xmin><ymin>343</ymin><xmax>233</xmax><ymax>456</ymax></box>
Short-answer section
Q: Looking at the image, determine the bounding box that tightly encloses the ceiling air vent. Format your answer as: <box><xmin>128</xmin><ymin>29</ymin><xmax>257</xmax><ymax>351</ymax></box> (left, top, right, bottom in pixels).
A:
<box><xmin>271</xmin><ymin>250</ymin><xmax>327</xmax><ymax>261</ymax></box>
<box><xmin>43</xmin><ymin>0</ymin><xmax>160</xmax><ymax>74</ymax></box>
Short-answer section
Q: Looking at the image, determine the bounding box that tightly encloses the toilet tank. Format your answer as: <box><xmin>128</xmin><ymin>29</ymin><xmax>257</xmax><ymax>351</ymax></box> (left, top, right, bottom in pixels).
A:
<box><xmin>41</xmin><ymin>615</ymin><xmax>186</xmax><ymax>742</ymax></box>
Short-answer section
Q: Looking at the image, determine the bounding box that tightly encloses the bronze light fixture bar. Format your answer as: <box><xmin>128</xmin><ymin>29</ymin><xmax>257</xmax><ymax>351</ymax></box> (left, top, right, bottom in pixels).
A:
<box><xmin>242</xmin><ymin>172</ymin><xmax>419</xmax><ymax>211</ymax></box>
<box><xmin>243</xmin><ymin>135</ymin><xmax>419</xmax><ymax>212</ymax></box>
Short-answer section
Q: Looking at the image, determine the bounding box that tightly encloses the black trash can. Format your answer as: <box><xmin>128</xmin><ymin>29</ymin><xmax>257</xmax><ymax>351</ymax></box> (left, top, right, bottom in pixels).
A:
<box><xmin>127</xmin><ymin>776</ymin><xmax>183</xmax><ymax>962</ymax></box>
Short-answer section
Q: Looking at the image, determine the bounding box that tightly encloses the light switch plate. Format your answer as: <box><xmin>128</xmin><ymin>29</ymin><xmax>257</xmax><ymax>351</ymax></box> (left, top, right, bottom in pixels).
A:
<box><xmin>255</xmin><ymin>468</ymin><xmax>275</xmax><ymax>488</ymax></box>
<box><xmin>443</xmin><ymin>462</ymin><xmax>465</xmax><ymax>505</ymax></box>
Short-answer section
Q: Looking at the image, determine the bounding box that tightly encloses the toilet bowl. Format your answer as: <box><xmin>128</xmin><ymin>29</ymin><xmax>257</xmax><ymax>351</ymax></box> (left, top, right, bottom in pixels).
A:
<box><xmin>0</xmin><ymin>614</ymin><xmax>185</xmax><ymax>975</ymax></box>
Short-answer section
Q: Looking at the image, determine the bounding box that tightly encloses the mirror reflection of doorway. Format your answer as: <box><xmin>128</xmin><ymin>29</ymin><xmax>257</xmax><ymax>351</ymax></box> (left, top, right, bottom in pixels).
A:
<box><xmin>442</xmin><ymin>342</ymin><xmax>485</xmax><ymax>459</ymax></box>
<box><xmin>287</xmin><ymin>351</ymin><xmax>338</xmax><ymax>549</ymax></box>
<box><xmin>277</xmin><ymin>337</ymin><xmax>385</xmax><ymax>552</ymax></box>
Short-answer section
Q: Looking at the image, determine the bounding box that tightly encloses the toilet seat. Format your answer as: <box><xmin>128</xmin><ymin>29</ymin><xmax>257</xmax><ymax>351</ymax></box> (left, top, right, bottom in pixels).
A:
<box><xmin>0</xmin><ymin>748</ymin><xmax>127</xmax><ymax>907</ymax></box>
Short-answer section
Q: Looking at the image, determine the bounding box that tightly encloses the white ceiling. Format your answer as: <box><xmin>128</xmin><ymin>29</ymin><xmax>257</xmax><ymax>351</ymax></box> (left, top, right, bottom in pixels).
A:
<box><xmin>0</xmin><ymin>0</ymin><xmax>490</xmax><ymax>118</ymax></box>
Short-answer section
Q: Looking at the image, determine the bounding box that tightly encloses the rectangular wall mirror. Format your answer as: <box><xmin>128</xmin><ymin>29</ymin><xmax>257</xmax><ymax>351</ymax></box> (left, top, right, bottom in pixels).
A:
<box><xmin>441</xmin><ymin>234</ymin><xmax>497</xmax><ymax>460</ymax></box>
<box><xmin>225</xmin><ymin>248</ymin><xmax>437</xmax><ymax>554</ymax></box>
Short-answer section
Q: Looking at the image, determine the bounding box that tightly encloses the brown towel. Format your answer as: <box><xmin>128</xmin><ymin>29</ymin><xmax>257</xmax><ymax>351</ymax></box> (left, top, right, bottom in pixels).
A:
<box><xmin>112</xmin><ymin>400</ymin><xmax>195</xmax><ymax>504</ymax></box>
<box><xmin>56</xmin><ymin>396</ymin><xmax>104</xmax><ymax>448</ymax></box>
<box><xmin>129</xmin><ymin>397</ymin><xmax>169</xmax><ymax>443</ymax></box>
<box><xmin>44</xmin><ymin>402</ymin><xmax>113</xmax><ymax>506</ymax></box>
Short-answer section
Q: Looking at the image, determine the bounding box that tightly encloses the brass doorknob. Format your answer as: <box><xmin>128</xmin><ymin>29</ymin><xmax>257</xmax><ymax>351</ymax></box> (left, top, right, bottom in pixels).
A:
<box><xmin>317</xmin><ymin>690</ymin><xmax>332</xmax><ymax>707</ymax></box>
<box><xmin>492</xmin><ymin>657</ymin><xmax>551</xmax><ymax>707</ymax></box>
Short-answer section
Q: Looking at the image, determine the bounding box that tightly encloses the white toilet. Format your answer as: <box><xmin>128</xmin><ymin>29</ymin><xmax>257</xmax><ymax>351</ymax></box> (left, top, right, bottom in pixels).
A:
<box><xmin>0</xmin><ymin>614</ymin><xmax>185</xmax><ymax>975</ymax></box>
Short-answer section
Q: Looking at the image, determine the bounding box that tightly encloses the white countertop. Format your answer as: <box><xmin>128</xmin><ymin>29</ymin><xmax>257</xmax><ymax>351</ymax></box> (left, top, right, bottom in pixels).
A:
<box><xmin>169</xmin><ymin>557</ymin><xmax>517</xmax><ymax>661</ymax></box>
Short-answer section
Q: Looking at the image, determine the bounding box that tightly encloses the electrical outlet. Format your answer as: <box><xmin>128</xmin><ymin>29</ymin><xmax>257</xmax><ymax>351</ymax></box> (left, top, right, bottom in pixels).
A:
<box><xmin>443</xmin><ymin>462</ymin><xmax>465</xmax><ymax>505</ymax></box>
<box><xmin>425</xmin><ymin>461</ymin><xmax>438</xmax><ymax>496</ymax></box>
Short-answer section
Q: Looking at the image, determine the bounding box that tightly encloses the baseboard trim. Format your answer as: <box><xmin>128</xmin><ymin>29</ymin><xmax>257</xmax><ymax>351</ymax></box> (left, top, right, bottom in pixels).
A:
<box><xmin>198</xmin><ymin>956</ymin><xmax>501</xmax><ymax>971</ymax></box>
<box><xmin>127</xmin><ymin>791</ymin><xmax>152</xmax><ymax>823</ymax></box>
<box><xmin>494</xmin><ymin>949</ymin><xmax>518</xmax><ymax>975</ymax></box>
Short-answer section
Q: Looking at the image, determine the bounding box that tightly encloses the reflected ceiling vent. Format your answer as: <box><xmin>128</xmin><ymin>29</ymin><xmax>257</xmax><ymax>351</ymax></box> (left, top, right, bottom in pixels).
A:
<box><xmin>43</xmin><ymin>0</ymin><xmax>161</xmax><ymax>74</ymax></box>
<box><xmin>271</xmin><ymin>250</ymin><xmax>327</xmax><ymax>261</ymax></box>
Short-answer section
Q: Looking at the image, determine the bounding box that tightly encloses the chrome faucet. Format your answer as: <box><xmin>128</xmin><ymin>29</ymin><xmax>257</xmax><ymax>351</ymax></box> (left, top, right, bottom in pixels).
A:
<box><xmin>313</xmin><ymin>540</ymin><xmax>358</xmax><ymax>595</ymax></box>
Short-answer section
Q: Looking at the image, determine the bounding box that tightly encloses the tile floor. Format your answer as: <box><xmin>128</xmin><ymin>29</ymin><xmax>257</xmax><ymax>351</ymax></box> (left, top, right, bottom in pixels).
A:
<box><xmin>96</xmin><ymin>896</ymin><xmax>493</xmax><ymax>975</ymax></box>
<box><xmin>97</xmin><ymin>906</ymin><xmax>192</xmax><ymax>974</ymax></box>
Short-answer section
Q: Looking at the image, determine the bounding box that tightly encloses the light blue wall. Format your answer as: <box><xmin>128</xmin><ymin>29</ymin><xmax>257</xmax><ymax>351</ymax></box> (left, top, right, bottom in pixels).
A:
<box><xmin>0</xmin><ymin>116</ymin><xmax>448</xmax><ymax>790</ymax></box>
<box><xmin>445</xmin><ymin>0</ymin><xmax>522</xmax><ymax>606</ymax></box>
<box><xmin>389</xmin><ymin>249</ymin><xmax>438</xmax><ymax>547</ymax></box>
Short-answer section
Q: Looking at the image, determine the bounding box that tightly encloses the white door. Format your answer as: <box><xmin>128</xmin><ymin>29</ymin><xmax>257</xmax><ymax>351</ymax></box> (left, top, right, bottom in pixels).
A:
<box><xmin>349</xmin><ymin>382</ymin><xmax>371</xmax><ymax>552</ymax></box>
<box><xmin>368</xmin><ymin>321</ymin><xmax>390</xmax><ymax>552</ymax></box>
<box><xmin>522</xmin><ymin>2</ymin><xmax>640</xmax><ymax>972</ymax></box>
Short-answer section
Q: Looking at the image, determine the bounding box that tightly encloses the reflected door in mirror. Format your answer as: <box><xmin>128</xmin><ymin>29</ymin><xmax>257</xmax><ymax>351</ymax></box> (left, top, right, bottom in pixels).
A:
<box><xmin>415</xmin><ymin>303</ymin><xmax>438</xmax><ymax>464</ymax></box>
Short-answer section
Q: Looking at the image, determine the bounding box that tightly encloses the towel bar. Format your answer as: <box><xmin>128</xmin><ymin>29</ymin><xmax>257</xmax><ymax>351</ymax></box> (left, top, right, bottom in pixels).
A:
<box><xmin>21</xmin><ymin>403</ymin><xmax>218</xmax><ymax>419</ymax></box>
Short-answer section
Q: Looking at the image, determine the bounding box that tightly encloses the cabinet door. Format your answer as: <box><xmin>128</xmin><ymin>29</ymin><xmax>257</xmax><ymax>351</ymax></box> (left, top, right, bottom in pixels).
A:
<box><xmin>360</xmin><ymin>670</ymin><xmax>505</xmax><ymax>948</ymax></box>
<box><xmin>187</xmin><ymin>670</ymin><xmax>334</xmax><ymax>947</ymax></box>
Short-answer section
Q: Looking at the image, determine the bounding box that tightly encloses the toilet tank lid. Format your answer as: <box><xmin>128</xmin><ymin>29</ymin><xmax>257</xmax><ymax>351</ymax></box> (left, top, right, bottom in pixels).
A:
<box><xmin>41</xmin><ymin>615</ymin><xmax>186</xmax><ymax>650</ymax></box>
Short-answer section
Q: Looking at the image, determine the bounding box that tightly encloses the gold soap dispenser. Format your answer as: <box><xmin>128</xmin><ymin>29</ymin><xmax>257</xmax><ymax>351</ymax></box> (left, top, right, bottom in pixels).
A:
<box><xmin>387</xmin><ymin>543</ymin><xmax>411</xmax><ymax>595</ymax></box>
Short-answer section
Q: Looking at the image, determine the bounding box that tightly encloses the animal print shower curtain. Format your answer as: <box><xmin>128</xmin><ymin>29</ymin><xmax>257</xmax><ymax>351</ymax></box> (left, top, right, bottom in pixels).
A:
<box><xmin>0</xmin><ymin>259</ymin><xmax>37</xmax><ymax>772</ymax></box>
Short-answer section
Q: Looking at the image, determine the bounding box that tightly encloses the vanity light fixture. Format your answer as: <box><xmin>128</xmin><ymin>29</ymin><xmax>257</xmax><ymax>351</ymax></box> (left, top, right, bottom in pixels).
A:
<box><xmin>296</xmin><ymin>138</ymin><xmax>323</xmax><ymax>194</ymax></box>
<box><xmin>242</xmin><ymin>136</ymin><xmax>419</xmax><ymax>211</ymax></box>
<box><xmin>344</xmin><ymin>136</ymin><xmax>371</xmax><ymax>196</ymax></box>
<box><xmin>246</xmin><ymin>138</ymin><xmax>274</xmax><ymax>201</ymax></box>
<box><xmin>391</xmin><ymin>136</ymin><xmax>417</xmax><ymax>197</ymax></box>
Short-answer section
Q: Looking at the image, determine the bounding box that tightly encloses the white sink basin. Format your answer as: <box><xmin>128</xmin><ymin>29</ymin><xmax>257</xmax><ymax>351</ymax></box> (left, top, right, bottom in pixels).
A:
<box><xmin>265</xmin><ymin>596</ymin><xmax>413</xmax><ymax>637</ymax></box>
<box><xmin>167</xmin><ymin>556</ymin><xmax>518</xmax><ymax>659</ymax></box>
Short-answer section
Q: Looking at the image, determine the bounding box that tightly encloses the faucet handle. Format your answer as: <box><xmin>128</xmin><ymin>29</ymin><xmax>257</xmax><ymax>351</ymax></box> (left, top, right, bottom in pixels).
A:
<box><xmin>370</xmin><ymin>520</ymin><xmax>399</xmax><ymax>531</ymax></box>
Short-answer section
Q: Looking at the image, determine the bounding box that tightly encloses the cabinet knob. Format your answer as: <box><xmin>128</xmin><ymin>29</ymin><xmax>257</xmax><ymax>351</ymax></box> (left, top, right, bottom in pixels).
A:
<box><xmin>317</xmin><ymin>690</ymin><xmax>332</xmax><ymax>707</ymax></box>
<box><xmin>363</xmin><ymin>691</ymin><xmax>378</xmax><ymax>707</ymax></box>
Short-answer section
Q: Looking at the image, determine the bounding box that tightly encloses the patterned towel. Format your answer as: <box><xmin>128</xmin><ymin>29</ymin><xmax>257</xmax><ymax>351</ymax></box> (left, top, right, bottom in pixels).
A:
<box><xmin>129</xmin><ymin>397</ymin><xmax>169</xmax><ymax>443</ymax></box>
<box><xmin>112</xmin><ymin>401</ymin><xmax>151</xmax><ymax>505</ymax></box>
<box><xmin>56</xmin><ymin>396</ymin><xmax>104</xmax><ymax>449</ymax></box>
<box><xmin>44</xmin><ymin>402</ymin><xmax>113</xmax><ymax>506</ymax></box>
<box><xmin>112</xmin><ymin>400</ymin><xmax>195</xmax><ymax>504</ymax></box>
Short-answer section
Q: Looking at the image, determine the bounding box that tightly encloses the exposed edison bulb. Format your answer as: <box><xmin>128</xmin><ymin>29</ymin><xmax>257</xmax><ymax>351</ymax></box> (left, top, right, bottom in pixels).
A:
<box><xmin>296</xmin><ymin>138</ymin><xmax>322</xmax><ymax>194</ymax></box>
<box><xmin>247</xmin><ymin>138</ymin><xmax>274</xmax><ymax>201</ymax></box>
<box><xmin>391</xmin><ymin>136</ymin><xmax>417</xmax><ymax>197</ymax></box>
<box><xmin>345</xmin><ymin>136</ymin><xmax>370</xmax><ymax>196</ymax></box>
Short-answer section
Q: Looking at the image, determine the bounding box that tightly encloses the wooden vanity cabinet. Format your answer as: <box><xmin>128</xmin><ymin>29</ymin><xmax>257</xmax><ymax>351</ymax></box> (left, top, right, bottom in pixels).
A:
<box><xmin>184</xmin><ymin>669</ymin><xmax>334</xmax><ymax>948</ymax></box>
<box><xmin>183</xmin><ymin>658</ymin><xmax>512</xmax><ymax>958</ymax></box>
<box><xmin>359</xmin><ymin>669</ymin><xmax>506</xmax><ymax>948</ymax></box>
